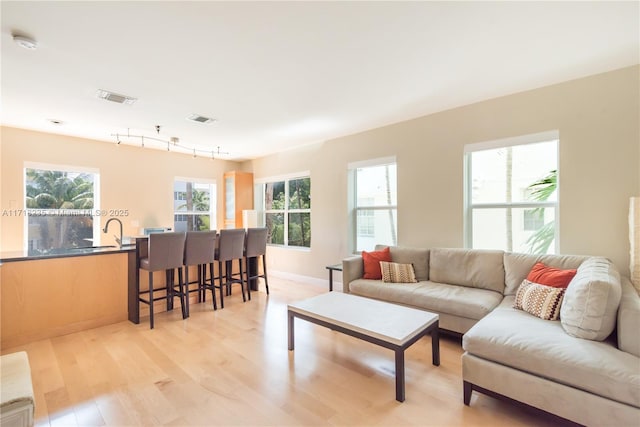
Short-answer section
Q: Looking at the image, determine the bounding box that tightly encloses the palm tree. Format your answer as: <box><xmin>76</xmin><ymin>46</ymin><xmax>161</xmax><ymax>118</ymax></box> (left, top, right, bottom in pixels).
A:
<box><xmin>177</xmin><ymin>187</ymin><xmax>210</xmax><ymax>230</ymax></box>
<box><xmin>25</xmin><ymin>169</ymin><xmax>94</xmax><ymax>250</ymax></box>
<box><xmin>526</xmin><ymin>169</ymin><xmax>557</xmax><ymax>254</ymax></box>
<box><xmin>26</xmin><ymin>170</ymin><xmax>94</xmax><ymax>209</ymax></box>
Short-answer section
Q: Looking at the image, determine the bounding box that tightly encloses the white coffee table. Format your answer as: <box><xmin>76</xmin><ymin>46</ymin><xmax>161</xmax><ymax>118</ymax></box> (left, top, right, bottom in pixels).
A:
<box><xmin>287</xmin><ymin>292</ymin><xmax>439</xmax><ymax>402</ymax></box>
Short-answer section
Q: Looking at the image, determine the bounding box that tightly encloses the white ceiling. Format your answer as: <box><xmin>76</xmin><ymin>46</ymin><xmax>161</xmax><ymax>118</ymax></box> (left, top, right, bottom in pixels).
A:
<box><xmin>1</xmin><ymin>1</ymin><xmax>638</xmax><ymax>161</ymax></box>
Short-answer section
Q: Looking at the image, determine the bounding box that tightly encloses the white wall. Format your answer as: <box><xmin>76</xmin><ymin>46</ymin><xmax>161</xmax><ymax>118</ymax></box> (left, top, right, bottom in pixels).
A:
<box><xmin>249</xmin><ymin>66</ymin><xmax>640</xmax><ymax>279</ymax></box>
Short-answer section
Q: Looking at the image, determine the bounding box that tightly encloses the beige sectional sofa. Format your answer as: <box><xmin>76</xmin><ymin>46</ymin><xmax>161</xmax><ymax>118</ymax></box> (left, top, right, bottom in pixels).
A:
<box><xmin>342</xmin><ymin>246</ymin><xmax>640</xmax><ymax>426</ymax></box>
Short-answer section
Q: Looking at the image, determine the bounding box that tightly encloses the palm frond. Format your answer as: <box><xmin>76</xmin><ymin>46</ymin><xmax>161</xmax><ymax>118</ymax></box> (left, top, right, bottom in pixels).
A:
<box><xmin>527</xmin><ymin>169</ymin><xmax>557</xmax><ymax>202</ymax></box>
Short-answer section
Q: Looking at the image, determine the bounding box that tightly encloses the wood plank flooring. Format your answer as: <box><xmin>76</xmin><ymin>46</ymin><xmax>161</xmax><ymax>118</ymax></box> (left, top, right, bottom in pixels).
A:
<box><xmin>2</xmin><ymin>275</ymin><xmax>572</xmax><ymax>426</ymax></box>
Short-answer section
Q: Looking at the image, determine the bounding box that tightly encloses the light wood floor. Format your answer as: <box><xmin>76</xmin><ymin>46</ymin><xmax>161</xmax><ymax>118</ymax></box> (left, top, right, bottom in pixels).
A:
<box><xmin>2</xmin><ymin>275</ymin><xmax>572</xmax><ymax>427</ymax></box>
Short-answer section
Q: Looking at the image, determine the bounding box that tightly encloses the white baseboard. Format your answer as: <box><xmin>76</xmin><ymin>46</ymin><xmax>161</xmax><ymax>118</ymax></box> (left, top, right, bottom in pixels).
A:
<box><xmin>270</xmin><ymin>270</ymin><xmax>342</xmax><ymax>291</ymax></box>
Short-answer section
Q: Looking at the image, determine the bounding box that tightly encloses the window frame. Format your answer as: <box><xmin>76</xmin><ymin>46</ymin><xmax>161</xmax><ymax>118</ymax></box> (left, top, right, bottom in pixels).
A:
<box><xmin>23</xmin><ymin>162</ymin><xmax>101</xmax><ymax>252</ymax></box>
<box><xmin>173</xmin><ymin>177</ymin><xmax>216</xmax><ymax>232</ymax></box>
<box><xmin>255</xmin><ymin>172</ymin><xmax>311</xmax><ymax>249</ymax></box>
<box><xmin>348</xmin><ymin>156</ymin><xmax>398</xmax><ymax>254</ymax></box>
<box><xmin>463</xmin><ymin>131</ymin><xmax>559</xmax><ymax>254</ymax></box>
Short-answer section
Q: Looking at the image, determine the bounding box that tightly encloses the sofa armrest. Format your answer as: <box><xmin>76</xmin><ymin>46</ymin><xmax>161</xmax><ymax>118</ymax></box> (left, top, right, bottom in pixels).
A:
<box><xmin>618</xmin><ymin>277</ymin><xmax>640</xmax><ymax>357</ymax></box>
<box><xmin>342</xmin><ymin>256</ymin><xmax>364</xmax><ymax>293</ymax></box>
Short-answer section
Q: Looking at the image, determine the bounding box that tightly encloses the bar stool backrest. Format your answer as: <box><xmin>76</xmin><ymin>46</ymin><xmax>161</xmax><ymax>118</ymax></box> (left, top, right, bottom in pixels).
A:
<box><xmin>217</xmin><ymin>229</ymin><xmax>246</xmax><ymax>262</ymax></box>
<box><xmin>147</xmin><ymin>232</ymin><xmax>186</xmax><ymax>271</ymax></box>
<box><xmin>185</xmin><ymin>231</ymin><xmax>217</xmax><ymax>265</ymax></box>
<box><xmin>245</xmin><ymin>227</ymin><xmax>268</xmax><ymax>258</ymax></box>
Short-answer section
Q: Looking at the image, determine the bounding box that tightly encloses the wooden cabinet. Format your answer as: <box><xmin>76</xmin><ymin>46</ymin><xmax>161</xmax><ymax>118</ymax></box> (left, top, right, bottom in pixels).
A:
<box><xmin>1</xmin><ymin>253</ymin><xmax>128</xmax><ymax>348</ymax></box>
<box><xmin>223</xmin><ymin>171</ymin><xmax>254</xmax><ymax>229</ymax></box>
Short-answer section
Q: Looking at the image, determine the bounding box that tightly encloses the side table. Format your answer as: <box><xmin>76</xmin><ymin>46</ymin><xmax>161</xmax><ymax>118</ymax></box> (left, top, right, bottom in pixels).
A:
<box><xmin>325</xmin><ymin>263</ymin><xmax>342</xmax><ymax>291</ymax></box>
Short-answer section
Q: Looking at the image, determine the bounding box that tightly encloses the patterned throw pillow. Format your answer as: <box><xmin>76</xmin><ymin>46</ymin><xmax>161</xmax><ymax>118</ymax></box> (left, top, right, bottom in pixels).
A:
<box><xmin>514</xmin><ymin>280</ymin><xmax>565</xmax><ymax>320</ymax></box>
<box><xmin>380</xmin><ymin>262</ymin><xmax>418</xmax><ymax>283</ymax></box>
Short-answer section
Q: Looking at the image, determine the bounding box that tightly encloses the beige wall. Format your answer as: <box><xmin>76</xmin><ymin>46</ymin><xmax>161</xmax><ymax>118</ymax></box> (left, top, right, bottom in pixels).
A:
<box><xmin>2</xmin><ymin>66</ymin><xmax>638</xmax><ymax>280</ymax></box>
<box><xmin>0</xmin><ymin>127</ymin><xmax>241</xmax><ymax>251</ymax></box>
<box><xmin>250</xmin><ymin>65</ymin><xmax>640</xmax><ymax>279</ymax></box>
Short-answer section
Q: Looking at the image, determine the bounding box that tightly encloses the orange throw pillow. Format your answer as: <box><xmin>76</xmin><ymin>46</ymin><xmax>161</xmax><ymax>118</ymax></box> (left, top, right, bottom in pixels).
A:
<box><xmin>526</xmin><ymin>262</ymin><xmax>577</xmax><ymax>288</ymax></box>
<box><xmin>362</xmin><ymin>247</ymin><xmax>392</xmax><ymax>279</ymax></box>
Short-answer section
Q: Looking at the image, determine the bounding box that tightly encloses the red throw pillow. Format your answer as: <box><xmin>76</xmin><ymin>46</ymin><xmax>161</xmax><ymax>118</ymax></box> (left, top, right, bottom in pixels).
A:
<box><xmin>362</xmin><ymin>247</ymin><xmax>392</xmax><ymax>279</ymax></box>
<box><xmin>526</xmin><ymin>262</ymin><xmax>577</xmax><ymax>288</ymax></box>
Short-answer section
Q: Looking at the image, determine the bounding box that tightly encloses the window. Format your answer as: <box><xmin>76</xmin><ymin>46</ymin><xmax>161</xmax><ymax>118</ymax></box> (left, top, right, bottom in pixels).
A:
<box><xmin>357</xmin><ymin>206</ymin><xmax>375</xmax><ymax>238</ymax></box>
<box><xmin>349</xmin><ymin>158</ymin><xmax>397</xmax><ymax>252</ymax></box>
<box><xmin>465</xmin><ymin>132</ymin><xmax>558</xmax><ymax>254</ymax></box>
<box><xmin>257</xmin><ymin>175</ymin><xmax>311</xmax><ymax>248</ymax></box>
<box><xmin>173</xmin><ymin>179</ymin><xmax>216</xmax><ymax>232</ymax></box>
<box><xmin>25</xmin><ymin>165</ymin><xmax>99</xmax><ymax>254</ymax></box>
<box><xmin>523</xmin><ymin>209</ymin><xmax>544</xmax><ymax>231</ymax></box>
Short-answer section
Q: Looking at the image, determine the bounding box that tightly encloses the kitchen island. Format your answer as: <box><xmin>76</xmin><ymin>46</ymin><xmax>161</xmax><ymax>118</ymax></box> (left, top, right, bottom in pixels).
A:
<box><xmin>2</xmin><ymin>236</ymin><xmax>261</xmax><ymax>348</ymax></box>
<box><xmin>0</xmin><ymin>245</ymin><xmax>135</xmax><ymax>349</ymax></box>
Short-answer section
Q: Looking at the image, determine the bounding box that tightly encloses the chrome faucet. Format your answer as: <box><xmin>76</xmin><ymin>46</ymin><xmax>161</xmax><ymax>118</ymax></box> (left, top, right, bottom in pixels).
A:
<box><xmin>103</xmin><ymin>217</ymin><xmax>123</xmax><ymax>246</ymax></box>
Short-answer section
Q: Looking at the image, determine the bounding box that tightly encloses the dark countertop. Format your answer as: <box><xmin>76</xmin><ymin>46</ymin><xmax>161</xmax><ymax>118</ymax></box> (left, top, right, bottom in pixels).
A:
<box><xmin>0</xmin><ymin>244</ymin><xmax>136</xmax><ymax>263</ymax></box>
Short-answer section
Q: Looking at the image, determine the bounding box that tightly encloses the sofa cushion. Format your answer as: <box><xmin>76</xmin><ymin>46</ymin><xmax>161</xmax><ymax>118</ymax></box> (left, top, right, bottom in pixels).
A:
<box><xmin>362</xmin><ymin>247</ymin><xmax>391</xmax><ymax>279</ymax></box>
<box><xmin>380</xmin><ymin>262</ymin><xmax>417</xmax><ymax>283</ymax></box>
<box><xmin>377</xmin><ymin>245</ymin><xmax>430</xmax><ymax>281</ymax></box>
<box><xmin>430</xmin><ymin>248</ymin><xmax>505</xmax><ymax>293</ymax></box>
<box><xmin>560</xmin><ymin>257</ymin><xmax>621</xmax><ymax>341</ymax></box>
<box><xmin>463</xmin><ymin>297</ymin><xmax>640</xmax><ymax>408</ymax></box>
<box><xmin>618</xmin><ymin>277</ymin><xmax>640</xmax><ymax>357</ymax></box>
<box><xmin>526</xmin><ymin>262</ymin><xmax>576</xmax><ymax>288</ymax></box>
<box><xmin>349</xmin><ymin>279</ymin><xmax>503</xmax><ymax>320</ymax></box>
<box><xmin>503</xmin><ymin>252</ymin><xmax>589</xmax><ymax>295</ymax></box>
<box><xmin>514</xmin><ymin>280</ymin><xmax>565</xmax><ymax>320</ymax></box>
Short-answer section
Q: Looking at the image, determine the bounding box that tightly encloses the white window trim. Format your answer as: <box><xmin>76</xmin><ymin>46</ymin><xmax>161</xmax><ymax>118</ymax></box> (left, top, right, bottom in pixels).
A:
<box><xmin>463</xmin><ymin>130</ymin><xmax>559</xmax><ymax>153</ymax></box>
<box><xmin>463</xmin><ymin>131</ymin><xmax>560</xmax><ymax>253</ymax></box>
<box><xmin>254</xmin><ymin>171</ymin><xmax>310</xmax><ymax>184</ymax></box>
<box><xmin>23</xmin><ymin>162</ymin><xmax>101</xmax><ymax>251</ymax></box>
<box><xmin>348</xmin><ymin>156</ymin><xmax>396</xmax><ymax>170</ymax></box>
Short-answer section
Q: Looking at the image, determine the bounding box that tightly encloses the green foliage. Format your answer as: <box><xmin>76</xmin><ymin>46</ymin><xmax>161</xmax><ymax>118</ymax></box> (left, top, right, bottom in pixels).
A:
<box><xmin>25</xmin><ymin>168</ymin><xmax>95</xmax><ymax>252</ymax></box>
<box><xmin>177</xmin><ymin>188</ymin><xmax>210</xmax><ymax>211</ymax></box>
<box><xmin>288</xmin><ymin>178</ymin><xmax>311</xmax><ymax>209</ymax></box>
<box><xmin>264</xmin><ymin>178</ymin><xmax>311</xmax><ymax>247</ymax></box>
<box><xmin>527</xmin><ymin>221</ymin><xmax>555</xmax><ymax>255</ymax></box>
<box><xmin>527</xmin><ymin>169</ymin><xmax>556</xmax><ymax>203</ymax></box>
<box><xmin>526</xmin><ymin>169</ymin><xmax>557</xmax><ymax>254</ymax></box>
<box><xmin>197</xmin><ymin>215</ymin><xmax>210</xmax><ymax>231</ymax></box>
<box><xmin>266</xmin><ymin>181</ymin><xmax>286</xmax><ymax>210</ymax></box>
<box><xmin>288</xmin><ymin>213</ymin><xmax>311</xmax><ymax>247</ymax></box>
<box><xmin>26</xmin><ymin>169</ymin><xmax>94</xmax><ymax>209</ymax></box>
<box><xmin>266</xmin><ymin>213</ymin><xmax>284</xmax><ymax>245</ymax></box>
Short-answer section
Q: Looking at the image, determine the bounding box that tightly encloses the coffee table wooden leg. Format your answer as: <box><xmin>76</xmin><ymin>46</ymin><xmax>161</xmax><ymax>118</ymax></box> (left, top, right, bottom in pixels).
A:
<box><xmin>288</xmin><ymin>311</ymin><xmax>295</xmax><ymax>351</ymax></box>
<box><xmin>395</xmin><ymin>349</ymin><xmax>405</xmax><ymax>402</ymax></box>
<box><xmin>432</xmin><ymin>325</ymin><xmax>440</xmax><ymax>366</ymax></box>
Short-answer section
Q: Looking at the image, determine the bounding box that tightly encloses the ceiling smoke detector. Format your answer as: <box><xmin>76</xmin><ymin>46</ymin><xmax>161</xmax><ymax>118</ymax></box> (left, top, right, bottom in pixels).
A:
<box><xmin>13</xmin><ymin>34</ymin><xmax>37</xmax><ymax>50</ymax></box>
<box><xmin>96</xmin><ymin>89</ymin><xmax>137</xmax><ymax>105</ymax></box>
<box><xmin>187</xmin><ymin>114</ymin><xmax>215</xmax><ymax>125</ymax></box>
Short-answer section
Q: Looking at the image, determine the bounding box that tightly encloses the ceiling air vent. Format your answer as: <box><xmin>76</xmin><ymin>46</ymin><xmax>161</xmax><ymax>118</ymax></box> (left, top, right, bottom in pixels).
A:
<box><xmin>187</xmin><ymin>114</ymin><xmax>216</xmax><ymax>125</ymax></box>
<box><xmin>96</xmin><ymin>89</ymin><xmax>137</xmax><ymax>105</ymax></box>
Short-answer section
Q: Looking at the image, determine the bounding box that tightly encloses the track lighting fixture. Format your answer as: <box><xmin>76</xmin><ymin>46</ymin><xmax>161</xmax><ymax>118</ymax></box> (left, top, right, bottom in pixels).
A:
<box><xmin>111</xmin><ymin>126</ymin><xmax>227</xmax><ymax>158</ymax></box>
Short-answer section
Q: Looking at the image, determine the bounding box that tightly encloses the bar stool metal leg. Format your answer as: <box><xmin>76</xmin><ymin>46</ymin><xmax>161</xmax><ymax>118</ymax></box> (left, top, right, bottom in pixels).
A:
<box><xmin>218</xmin><ymin>260</ymin><xmax>225</xmax><ymax>309</ymax></box>
<box><xmin>208</xmin><ymin>262</ymin><xmax>217</xmax><ymax>310</ymax></box>
<box><xmin>149</xmin><ymin>271</ymin><xmax>155</xmax><ymax>329</ymax></box>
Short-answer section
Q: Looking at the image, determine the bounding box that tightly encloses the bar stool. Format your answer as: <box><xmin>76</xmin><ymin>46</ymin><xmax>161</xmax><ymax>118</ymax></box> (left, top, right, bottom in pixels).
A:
<box><xmin>214</xmin><ymin>229</ymin><xmax>247</xmax><ymax>308</ymax></box>
<box><xmin>244</xmin><ymin>227</ymin><xmax>269</xmax><ymax>296</ymax></box>
<box><xmin>139</xmin><ymin>232</ymin><xmax>187</xmax><ymax>329</ymax></box>
<box><xmin>183</xmin><ymin>230</ymin><xmax>217</xmax><ymax>315</ymax></box>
